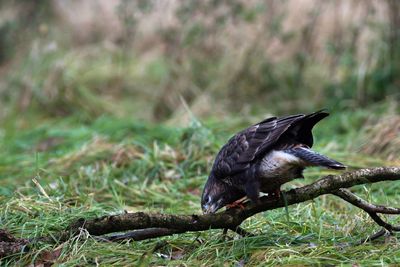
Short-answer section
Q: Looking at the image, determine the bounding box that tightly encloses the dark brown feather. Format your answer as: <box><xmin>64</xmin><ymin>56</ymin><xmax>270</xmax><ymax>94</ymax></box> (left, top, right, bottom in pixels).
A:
<box><xmin>211</xmin><ymin>114</ymin><xmax>305</xmax><ymax>179</ymax></box>
<box><xmin>201</xmin><ymin>110</ymin><xmax>343</xmax><ymax>213</ymax></box>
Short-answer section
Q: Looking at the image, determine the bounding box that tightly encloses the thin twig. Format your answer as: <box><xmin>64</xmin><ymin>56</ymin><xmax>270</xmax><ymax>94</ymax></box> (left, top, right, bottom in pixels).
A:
<box><xmin>366</xmin><ymin>212</ymin><xmax>400</xmax><ymax>232</ymax></box>
<box><xmin>333</xmin><ymin>188</ymin><xmax>400</xmax><ymax>214</ymax></box>
<box><xmin>333</xmin><ymin>188</ymin><xmax>400</xmax><ymax>233</ymax></box>
<box><xmin>357</xmin><ymin>228</ymin><xmax>390</xmax><ymax>244</ymax></box>
<box><xmin>100</xmin><ymin>228</ymin><xmax>183</xmax><ymax>242</ymax></box>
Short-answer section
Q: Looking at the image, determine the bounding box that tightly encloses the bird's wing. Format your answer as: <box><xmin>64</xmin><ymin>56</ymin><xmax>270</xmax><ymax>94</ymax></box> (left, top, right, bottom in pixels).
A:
<box><xmin>212</xmin><ymin>114</ymin><xmax>306</xmax><ymax>179</ymax></box>
<box><xmin>278</xmin><ymin>110</ymin><xmax>329</xmax><ymax>148</ymax></box>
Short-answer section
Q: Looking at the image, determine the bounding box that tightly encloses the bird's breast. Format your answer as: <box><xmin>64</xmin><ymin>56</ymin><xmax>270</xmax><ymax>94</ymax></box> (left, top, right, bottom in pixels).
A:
<box><xmin>259</xmin><ymin>150</ymin><xmax>304</xmax><ymax>178</ymax></box>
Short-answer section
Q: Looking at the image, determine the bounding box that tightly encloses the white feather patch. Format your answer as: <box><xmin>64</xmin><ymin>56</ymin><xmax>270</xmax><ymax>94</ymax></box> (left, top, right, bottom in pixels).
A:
<box><xmin>259</xmin><ymin>150</ymin><xmax>303</xmax><ymax>177</ymax></box>
<box><xmin>269</xmin><ymin>150</ymin><xmax>301</xmax><ymax>163</ymax></box>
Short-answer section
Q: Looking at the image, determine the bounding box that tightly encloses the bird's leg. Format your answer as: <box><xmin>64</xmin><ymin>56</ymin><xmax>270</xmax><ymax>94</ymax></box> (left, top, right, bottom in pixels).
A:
<box><xmin>264</xmin><ymin>188</ymin><xmax>281</xmax><ymax>200</ymax></box>
<box><xmin>245</xmin><ymin>180</ymin><xmax>261</xmax><ymax>204</ymax></box>
<box><xmin>221</xmin><ymin>228</ymin><xmax>228</xmax><ymax>241</ymax></box>
<box><xmin>274</xmin><ymin>188</ymin><xmax>281</xmax><ymax>199</ymax></box>
<box><xmin>226</xmin><ymin>196</ymin><xmax>248</xmax><ymax>210</ymax></box>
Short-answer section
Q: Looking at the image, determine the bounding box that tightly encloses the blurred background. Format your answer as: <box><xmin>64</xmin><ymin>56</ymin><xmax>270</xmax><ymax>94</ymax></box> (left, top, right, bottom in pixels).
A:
<box><xmin>0</xmin><ymin>0</ymin><xmax>399</xmax><ymax>175</ymax></box>
<box><xmin>0</xmin><ymin>0</ymin><xmax>399</xmax><ymax>123</ymax></box>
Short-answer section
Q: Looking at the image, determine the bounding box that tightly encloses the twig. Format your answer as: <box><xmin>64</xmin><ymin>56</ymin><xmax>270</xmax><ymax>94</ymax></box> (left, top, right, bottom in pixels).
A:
<box><xmin>365</xmin><ymin>212</ymin><xmax>400</xmax><ymax>232</ymax></box>
<box><xmin>100</xmin><ymin>228</ymin><xmax>183</xmax><ymax>242</ymax></box>
<box><xmin>358</xmin><ymin>228</ymin><xmax>391</xmax><ymax>244</ymax></box>
<box><xmin>333</xmin><ymin>188</ymin><xmax>400</xmax><ymax>214</ymax></box>
<box><xmin>333</xmin><ymin>188</ymin><xmax>400</xmax><ymax>233</ymax></box>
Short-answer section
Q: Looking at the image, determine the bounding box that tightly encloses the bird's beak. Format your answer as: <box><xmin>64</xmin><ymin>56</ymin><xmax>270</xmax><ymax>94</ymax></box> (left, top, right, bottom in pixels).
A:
<box><xmin>202</xmin><ymin>203</ymin><xmax>218</xmax><ymax>214</ymax></box>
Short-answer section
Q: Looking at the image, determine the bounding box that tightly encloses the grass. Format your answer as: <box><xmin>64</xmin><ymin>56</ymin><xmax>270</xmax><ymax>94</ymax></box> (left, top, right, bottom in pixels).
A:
<box><xmin>0</xmin><ymin>110</ymin><xmax>399</xmax><ymax>266</ymax></box>
<box><xmin>1</xmin><ymin>1</ymin><xmax>399</xmax><ymax>265</ymax></box>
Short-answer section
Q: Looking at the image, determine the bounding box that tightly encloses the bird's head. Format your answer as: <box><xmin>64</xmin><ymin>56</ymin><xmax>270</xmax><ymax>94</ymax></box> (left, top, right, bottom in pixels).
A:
<box><xmin>201</xmin><ymin>188</ymin><xmax>226</xmax><ymax>214</ymax></box>
<box><xmin>201</xmin><ymin>174</ymin><xmax>231</xmax><ymax>214</ymax></box>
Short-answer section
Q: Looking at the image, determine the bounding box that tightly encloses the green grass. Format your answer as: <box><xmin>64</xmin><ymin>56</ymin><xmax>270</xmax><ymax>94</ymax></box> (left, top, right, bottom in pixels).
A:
<box><xmin>0</xmin><ymin>112</ymin><xmax>399</xmax><ymax>266</ymax></box>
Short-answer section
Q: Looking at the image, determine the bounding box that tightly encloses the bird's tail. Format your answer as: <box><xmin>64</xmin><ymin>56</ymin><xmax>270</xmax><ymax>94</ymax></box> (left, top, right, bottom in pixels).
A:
<box><xmin>286</xmin><ymin>147</ymin><xmax>346</xmax><ymax>170</ymax></box>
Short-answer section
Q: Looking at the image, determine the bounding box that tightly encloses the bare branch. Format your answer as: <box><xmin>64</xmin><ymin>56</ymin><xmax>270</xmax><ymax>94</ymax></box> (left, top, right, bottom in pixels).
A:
<box><xmin>333</xmin><ymin>188</ymin><xmax>400</xmax><ymax>214</ymax></box>
<box><xmin>358</xmin><ymin>229</ymin><xmax>391</xmax><ymax>244</ymax></box>
<box><xmin>333</xmin><ymin>188</ymin><xmax>400</xmax><ymax>233</ymax></box>
<box><xmin>365</xmin><ymin>212</ymin><xmax>400</xmax><ymax>232</ymax></box>
<box><xmin>0</xmin><ymin>229</ymin><xmax>29</xmax><ymax>258</ymax></box>
<box><xmin>61</xmin><ymin>167</ymin><xmax>400</xmax><ymax>242</ymax></box>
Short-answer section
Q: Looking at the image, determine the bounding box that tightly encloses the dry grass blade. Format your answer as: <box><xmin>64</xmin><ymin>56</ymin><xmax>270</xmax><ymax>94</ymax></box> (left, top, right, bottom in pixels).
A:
<box><xmin>48</xmin><ymin>137</ymin><xmax>143</xmax><ymax>172</ymax></box>
<box><xmin>361</xmin><ymin>114</ymin><xmax>400</xmax><ymax>161</ymax></box>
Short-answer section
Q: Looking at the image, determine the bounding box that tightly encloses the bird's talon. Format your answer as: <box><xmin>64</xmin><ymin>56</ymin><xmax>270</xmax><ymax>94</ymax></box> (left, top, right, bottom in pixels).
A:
<box><xmin>226</xmin><ymin>202</ymin><xmax>245</xmax><ymax>210</ymax></box>
<box><xmin>274</xmin><ymin>189</ymin><xmax>281</xmax><ymax>199</ymax></box>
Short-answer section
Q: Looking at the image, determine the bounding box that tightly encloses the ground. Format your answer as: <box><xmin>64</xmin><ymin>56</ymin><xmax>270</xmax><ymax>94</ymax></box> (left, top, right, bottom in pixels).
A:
<box><xmin>0</xmin><ymin>111</ymin><xmax>399</xmax><ymax>266</ymax></box>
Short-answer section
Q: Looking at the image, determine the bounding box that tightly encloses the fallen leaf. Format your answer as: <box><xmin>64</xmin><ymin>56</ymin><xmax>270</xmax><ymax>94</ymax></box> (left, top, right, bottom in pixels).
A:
<box><xmin>171</xmin><ymin>248</ymin><xmax>185</xmax><ymax>260</ymax></box>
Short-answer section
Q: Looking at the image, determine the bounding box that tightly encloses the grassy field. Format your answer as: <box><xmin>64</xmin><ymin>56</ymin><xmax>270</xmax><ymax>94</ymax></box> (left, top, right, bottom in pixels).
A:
<box><xmin>1</xmin><ymin>1</ymin><xmax>400</xmax><ymax>266</ymax></box>
<box><xmin>0</xmin><ymin>109</ymin><xmax>399</xmax><ymax>266</ymax></box>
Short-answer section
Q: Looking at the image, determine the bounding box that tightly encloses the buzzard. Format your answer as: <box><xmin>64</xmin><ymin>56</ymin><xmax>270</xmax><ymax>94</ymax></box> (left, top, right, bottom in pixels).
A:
<box><xmin>201</xmin><ymin>110</ymin><xmax>345</xmax><ymax>214</ymax></box>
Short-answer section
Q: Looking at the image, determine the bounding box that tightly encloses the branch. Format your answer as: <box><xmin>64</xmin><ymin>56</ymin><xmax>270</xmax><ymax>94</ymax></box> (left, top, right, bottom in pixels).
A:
<box><xmin>333</xmin><ymin>188</ymin><xmax>400</xmax><ymax>244</ymax></box>
<box><xmin>99</xmin><ymin>228</ymin><xmax>183</xmax><ymax>242</ymax></box>
<box><xmin>62</xmin><ymin>167</ymin><xmax>400</xmax><ymax>241</ymax></box>
<box><xmin>334</xmin><ymin>188</ymin><xmax>400</xmax><ymax>231</ymax></box>
<box><xmin>333</xmin><ymin>188</ymin><xmax>400</xmax><ymax>214</ymax></box>
<box><xmin>0</xmin><ymin>229</ymin><xmax>29</xmax><ymax>258</ymax></box>
<box><xmin>358</xmin><ymin>229</ymin><xmax>391</xmax><ymax>244</ymax></box>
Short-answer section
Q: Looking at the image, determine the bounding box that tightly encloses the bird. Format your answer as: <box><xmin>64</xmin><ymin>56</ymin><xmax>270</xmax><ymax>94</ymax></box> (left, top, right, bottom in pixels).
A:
<box><xmin>201</xmin><ymin>110</ymin><xmax>346</xmax><ymax>214</ymax></box>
